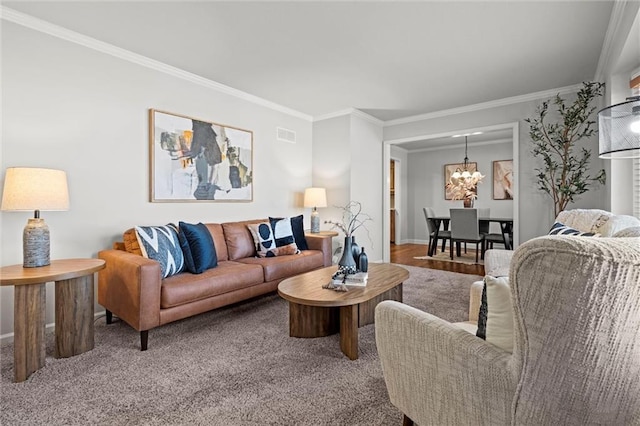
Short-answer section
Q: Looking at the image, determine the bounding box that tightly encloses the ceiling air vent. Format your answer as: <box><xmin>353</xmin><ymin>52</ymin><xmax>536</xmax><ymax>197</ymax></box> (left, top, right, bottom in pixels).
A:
<box><xmin>277</xmin><ymin>127</ymin><xmax>296</xmax><ymax>144</ymax></box>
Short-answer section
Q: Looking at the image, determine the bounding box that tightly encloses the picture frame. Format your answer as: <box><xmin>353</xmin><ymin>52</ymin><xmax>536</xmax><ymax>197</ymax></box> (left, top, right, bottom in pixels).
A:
<box><xmin>149</xmin><ymin>109</ymin><xmax>253</xmax><ymax>202</ymax></box>
<box><xmin>444</xmin><ymin>162</ymin><xmax>477</xmax><ymax>200</ymax></box>
<box><xmin>492</xmin><ymin>159</ymin><xmax>513</xmax><ymax>200</ymax></box>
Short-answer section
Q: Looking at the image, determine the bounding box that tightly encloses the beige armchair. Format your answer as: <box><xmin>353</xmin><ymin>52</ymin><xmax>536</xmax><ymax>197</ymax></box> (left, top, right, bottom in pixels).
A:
<box><xmin>375</xmin><ymin>235</ymin><xmax>640</xmax><ymax>425</ymax></box>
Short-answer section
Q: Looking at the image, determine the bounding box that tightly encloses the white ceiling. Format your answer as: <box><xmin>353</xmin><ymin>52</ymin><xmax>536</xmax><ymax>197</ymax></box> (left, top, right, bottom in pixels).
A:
<box><xmin>4</xmin><ymin>1</ymin><xmax>614</xmax><ymax>124</ymax></box>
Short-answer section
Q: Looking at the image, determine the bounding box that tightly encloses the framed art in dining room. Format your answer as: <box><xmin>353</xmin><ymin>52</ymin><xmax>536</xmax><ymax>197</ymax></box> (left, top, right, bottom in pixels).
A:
<box><xmin>149</xmin><ymin>109</ymin><xmax>253</xmax><ymax>202</ymax></box>
<box><xmin>492</xmin><ymin>159</ymin><xmax>513</xmax><ymax>200</ymax></box>
<box><xmin>444</xmin><ymin>162</ymin><xmax>477</xmax><ymax>200</ymax></box>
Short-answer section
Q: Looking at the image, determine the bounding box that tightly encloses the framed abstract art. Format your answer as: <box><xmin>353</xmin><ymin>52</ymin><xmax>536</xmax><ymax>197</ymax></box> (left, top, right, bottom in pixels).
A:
<box><xmin>149</xmin><ymin>109</ymin><xmax>253</xmax><ymax>202</ymax></box>
<box><xmin>492</xmin><ymin>159</ymin><xmax>513</xmax><ymax>200</ymax></box>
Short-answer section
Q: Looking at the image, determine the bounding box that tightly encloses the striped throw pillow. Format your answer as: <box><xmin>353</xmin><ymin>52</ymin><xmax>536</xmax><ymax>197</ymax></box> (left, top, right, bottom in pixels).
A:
<box><xmin>548</xmin><ymin>222</ymin><xmax>600</xmax><ymax>237</ymax></box>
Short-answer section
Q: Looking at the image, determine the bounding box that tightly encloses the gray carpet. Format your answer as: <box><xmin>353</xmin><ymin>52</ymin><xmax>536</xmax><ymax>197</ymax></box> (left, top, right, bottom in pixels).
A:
<box><xmin>0</xmin><ymin>265</ymin><xmax>482</xmax><ymax>425</ymax></box>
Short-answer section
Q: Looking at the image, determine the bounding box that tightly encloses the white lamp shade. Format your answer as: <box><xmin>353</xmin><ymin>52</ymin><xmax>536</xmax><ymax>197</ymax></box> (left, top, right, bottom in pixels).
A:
<box><xmin>598</xmin><ymin>99</ymin><xmax>640</xmax><ymax>159</ymax></box>
<box><xmin>303</xmin><ymin>187</ymin><xmax>327</xmax><ymax>208</ymax></box>
<box><xmin>1</xmin><ymin>167</ymin><xmax>70</xmax><ymax>211</ymax></box>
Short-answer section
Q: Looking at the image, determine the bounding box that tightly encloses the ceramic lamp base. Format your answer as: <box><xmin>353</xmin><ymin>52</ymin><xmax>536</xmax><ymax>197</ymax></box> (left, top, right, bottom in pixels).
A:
<box><xmin>310</xmin><ymin>210</ymin><xmax>320</xmax><ymax>233</ymax></box>
<box><xmin>23</xmin><ymin>218</ymin><xmax>50</xmax><ymax>268</ymax></box>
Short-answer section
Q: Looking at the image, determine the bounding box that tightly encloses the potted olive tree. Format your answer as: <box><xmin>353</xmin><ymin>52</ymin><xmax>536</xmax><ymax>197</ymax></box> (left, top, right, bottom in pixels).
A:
<box><xmin>525</xmin><ymin>81</ymin><xmax>606</xmax><ymax>217</ymax></box>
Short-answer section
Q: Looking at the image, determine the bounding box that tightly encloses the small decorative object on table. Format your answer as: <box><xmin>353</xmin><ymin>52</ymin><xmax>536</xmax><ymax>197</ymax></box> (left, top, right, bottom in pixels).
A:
<box><xmin>323</xmin><ymin>201</ymin><xmax>373</xmax><ymax>291</ymax></box>
<box><xmin>358</xmin><ymin>248</ymin><xmax>368</xmax><ymax>272</ymax></box>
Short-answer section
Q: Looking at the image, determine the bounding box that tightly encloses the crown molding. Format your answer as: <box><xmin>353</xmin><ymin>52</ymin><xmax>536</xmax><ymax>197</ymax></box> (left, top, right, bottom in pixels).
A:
<box><xmin>0</xmin><ymin>6</ymin><xmax>313</xmax><ymax>122</ymax></box>
<box><xmin>383</xmin><ymin>83</ymin><xmax>583</xmax><ymax>127</ymax></box>
<box><xmin>406</xmin><ymin>138</ymin><xmax>513</xmax><ymax>154</ymax></box>
<box><xmin>313</xmin><ymin>108</ymin><xmax>383</xmax><ymax>126</ymax></box>
<box><xmin>594</xmin><ymin>0</ymin><xmax>636</xmax><ymax>82</ymax></box>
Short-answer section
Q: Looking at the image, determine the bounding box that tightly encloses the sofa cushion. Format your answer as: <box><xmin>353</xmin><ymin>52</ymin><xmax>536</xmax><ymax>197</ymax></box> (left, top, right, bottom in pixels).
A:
<box><xmin>178</xmin><ymin>221</ymin><xmax>218</xmax><ymax>274</ymax></box>
<box><xmin>134</xmin><ymin>224</ymin><xmax>185</xmax><ymax>278</ymax></box>
<box><xmin>269</xmin><ymin>217</ymin><xmax>300</xmax><ymax>253</ymax></box>
<box><xmin>236</xmin><ymin>250</ymin><xmax>324</xmax><ymax>282</ymax></box>
<box><xmin>549</xmin><ymin>222</ymin><xmax>600</xmax><ymax>236</ymax></box>
<box><xmin>613</xmin><ymin>226</ymin><xmax>640</xmax><ymax>238</ymax></box>
<box><xmin>123</xmin><ymin>228</ymin><xmax>143</xmax><ymax>256</ymax></box>
<box><xmin>160</xmin><ymin>261</ymin><xmax>264</xmax><ymax>308</ymax></box>
<box><xmin>222</xmin><ymin>220</ymin><xmax>265</xmax><ymax>260</ymax></box>
<box><xmin>269</xmin><ymin>215</ymin><xmax>309</xmax><ymax>250</ymax></box>
<box><xmin>204</xmin><ymin>223</ymin><xmax>228</xmax><ymax>262</ymax></box>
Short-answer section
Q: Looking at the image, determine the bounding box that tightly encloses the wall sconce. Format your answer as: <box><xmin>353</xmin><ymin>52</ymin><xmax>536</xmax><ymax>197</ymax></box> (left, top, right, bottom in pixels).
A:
<box><xmin>1</xmin><ymin>167</ymin><xmax>70</xmax><ymax>267</ymax></box>
<box><xmin>598</xmin><ymin>96</ymin><xmax>640</xmax><ymax>159</ymax></box>
<box><xmin>303</xmin><ymin>187</ymin><xmax>327</xmax><ymax>233</ymax></box>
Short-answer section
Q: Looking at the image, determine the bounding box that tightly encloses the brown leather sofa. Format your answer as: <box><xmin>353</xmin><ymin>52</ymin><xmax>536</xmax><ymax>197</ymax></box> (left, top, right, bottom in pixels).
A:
<box><xmin>98</xmin><ymin>219</ymin><xmax>332</xmax><ymax>350</ymax></box>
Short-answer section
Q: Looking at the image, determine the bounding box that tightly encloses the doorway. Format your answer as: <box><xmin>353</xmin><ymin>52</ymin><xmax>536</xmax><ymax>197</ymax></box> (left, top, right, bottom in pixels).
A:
<box><xmin>382</xmin><ymin>122</ymin><xmax>519</xmax><ymax>263</ymax></box>
<box><xmin>390</xmin><ymin>159</ymin><xmax>399</xmax><ymax>244</ymax></box>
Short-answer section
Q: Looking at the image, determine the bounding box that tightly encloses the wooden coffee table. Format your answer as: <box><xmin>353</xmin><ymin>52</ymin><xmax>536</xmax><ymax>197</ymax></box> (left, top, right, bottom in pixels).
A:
<box><xmin>277</xmin><ymin>263</ymin><xmax>409</xmax><ymax>360</ymax></box>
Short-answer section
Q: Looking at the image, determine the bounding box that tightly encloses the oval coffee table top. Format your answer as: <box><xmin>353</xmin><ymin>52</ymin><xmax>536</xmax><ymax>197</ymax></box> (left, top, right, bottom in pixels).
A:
<box><xmin>278</xmin><ymin>263</ymin><xmax>409</xmax><ymax>307</ymax></box>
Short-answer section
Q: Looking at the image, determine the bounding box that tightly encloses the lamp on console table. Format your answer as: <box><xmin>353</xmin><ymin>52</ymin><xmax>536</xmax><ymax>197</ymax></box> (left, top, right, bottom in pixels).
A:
<box><xmin>1</xmin><ymin>167</ymin><xmax>70</xmax><ymax>267</ymax></box>
<box><xmin>303</xmin><ymin>187</ymin><xmax>327</xmax><ymax>233</ymax></box>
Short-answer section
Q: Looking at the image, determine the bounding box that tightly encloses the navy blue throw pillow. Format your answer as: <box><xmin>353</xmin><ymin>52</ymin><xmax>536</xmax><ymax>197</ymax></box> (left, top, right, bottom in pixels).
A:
<box><xmin>269</xmin><ymin>215</ymin><xmax>308</xmax><ymax>250</ymax></box>
<box><xmin>178</xmin><ymin>222</ymin><xmax>218</xmax><ymax>274</ymax></box>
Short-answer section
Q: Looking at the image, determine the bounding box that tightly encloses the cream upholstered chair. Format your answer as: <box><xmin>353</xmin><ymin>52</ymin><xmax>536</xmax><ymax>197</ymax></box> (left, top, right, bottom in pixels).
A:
<box><xmin>375</xmin><ymin>235</ymin><xmax>640</xmax><ymax>425</ymax></box>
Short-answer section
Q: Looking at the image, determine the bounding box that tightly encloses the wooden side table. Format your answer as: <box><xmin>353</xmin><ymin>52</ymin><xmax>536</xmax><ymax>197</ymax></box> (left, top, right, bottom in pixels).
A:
<box><xmin>305</xmin><ymin>230</ymin><xmax>339</xmax><ymax>238</ymax></box>
<box><xmin>0</xmin><ymin>258</ymin><xmax>105</xmax><ymax>382</ymax></box>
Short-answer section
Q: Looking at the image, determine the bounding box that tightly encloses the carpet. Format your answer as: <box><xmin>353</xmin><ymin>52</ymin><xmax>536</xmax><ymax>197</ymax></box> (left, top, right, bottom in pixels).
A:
<box><xmin>414</xmin><ymin>248</ymin><xmax>484</xmax><ymax>265</ymax></box>
<box><xmin>0</xmin><ymin>265</ymin><xmax>481</xmax><ymax>425</ymax></box>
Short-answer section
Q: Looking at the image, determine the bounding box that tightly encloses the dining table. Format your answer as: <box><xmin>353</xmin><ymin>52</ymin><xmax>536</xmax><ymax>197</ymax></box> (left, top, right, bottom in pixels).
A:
<box><xmin>429</xmin><ymin>216</ymin><xmax>514</xmax><ymax>256</ymax></box>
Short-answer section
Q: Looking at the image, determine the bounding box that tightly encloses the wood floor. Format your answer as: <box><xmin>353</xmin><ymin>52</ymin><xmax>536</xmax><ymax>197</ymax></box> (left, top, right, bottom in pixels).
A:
<box><xmin>390</xmin><ymin>243</ymin><xmax>485</xmax><ymax>276</ymax></box>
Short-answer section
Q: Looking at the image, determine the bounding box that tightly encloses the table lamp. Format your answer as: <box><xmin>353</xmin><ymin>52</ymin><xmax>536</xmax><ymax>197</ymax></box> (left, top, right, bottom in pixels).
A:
<box><xmin>303</xmin><ymin>187</ymin><xmax>327</xmax><ymax>233</ymax></box>
<box><xmin>1</xmin><ymin>167</ymin><xmax>70</xmax><ymax>267</ymax></box>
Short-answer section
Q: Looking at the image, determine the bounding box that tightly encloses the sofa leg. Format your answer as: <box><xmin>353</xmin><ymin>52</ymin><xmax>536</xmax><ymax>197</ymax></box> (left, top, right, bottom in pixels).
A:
<box><xmin>403</xmin><ymin>415</ymin><xmax>414</xmax><ymax>426</ymax></box>
<box><xmin>106</xmin><ymin>310</ymin><xmax>113</xmax><ymax>325</ymax></box>
<box><xmin>140</xmin><ymin>330</ymin><xmax>148</xmax><ymax>351</ymax></box>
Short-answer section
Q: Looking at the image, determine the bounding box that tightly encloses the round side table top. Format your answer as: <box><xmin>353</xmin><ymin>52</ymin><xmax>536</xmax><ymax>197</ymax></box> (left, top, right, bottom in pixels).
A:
<box><xmin>305</xmin><ymin>231</ymin><xmax>339</xmax><ymax>237</ymax></box>
<box><xmin>0</xmin><ymin>259</ymin><xmax>106</xmax><ymax>286</ymax></box>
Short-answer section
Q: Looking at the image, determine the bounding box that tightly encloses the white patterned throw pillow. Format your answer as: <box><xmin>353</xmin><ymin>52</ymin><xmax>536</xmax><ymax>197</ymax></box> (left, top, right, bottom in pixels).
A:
<box><xmin>247</xmin><ymin>222</ymin><xmax>298</xmax><ymax>257</ymax></box>
<box><xmin>134</xmin><ymin>224</ymin><xmax>185</xmax><ymax>278</ymax></box>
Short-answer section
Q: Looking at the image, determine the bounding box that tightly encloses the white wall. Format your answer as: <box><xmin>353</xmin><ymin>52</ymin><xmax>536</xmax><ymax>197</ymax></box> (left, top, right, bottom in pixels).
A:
<box><xmin>406</xmin><ymin>141</ymin><xmax>513</xmax><ymax>243</ymax></box>
<box><xmin>349</xmin><ymin>114</ymin><xmax>383</xmax><ymax>261</ymax></box>
<box><xmin>0</xmin><ymin>22</ymin><xmax>313</xmax><ymax>336</ymax></box>
<box><xmin>311</xmin><ymin>113</ymin><xmax>384</xmax><ymax>262</ymax></box>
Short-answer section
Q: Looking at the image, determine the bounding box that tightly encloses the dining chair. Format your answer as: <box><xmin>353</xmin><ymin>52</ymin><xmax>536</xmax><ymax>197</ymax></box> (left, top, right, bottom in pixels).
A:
<box><xmin>449</xmin><ymin>208</ymin><xmax>484</xmax><ymax>263</ymax></box>
<box><xmin>423</xmin><ymin>207</ymin><xmax>451</xmax><ymax>256</ymax></box>
<box><xmin>477</xmin><ymin>208</ymin><xmax>490</xmax><ymax>235</ymax></box>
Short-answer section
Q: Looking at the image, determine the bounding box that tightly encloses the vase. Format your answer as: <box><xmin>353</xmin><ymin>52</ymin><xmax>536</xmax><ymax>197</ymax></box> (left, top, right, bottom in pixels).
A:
<box><xmin>358</xmin><ymin>248</ymin><xmax>368</xmax><ymax>273</ymax></box>
<box><xmin>351</xmin><ymin>236</ymin><xmax>361</xmax><ymax>265</ymax></box>
<box><xmin>463</xmin><ymin>198</ymin><xmax>474</xmax><ymax>208</ymax></box>
<box><xmin>338</xmin><ymin>237</ymin><xmax>357</xmax><ymax>271</ymax></box>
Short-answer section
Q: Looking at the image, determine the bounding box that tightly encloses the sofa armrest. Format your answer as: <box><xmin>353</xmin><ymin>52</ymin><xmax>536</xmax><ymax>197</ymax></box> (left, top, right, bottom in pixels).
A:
<box><xmin>469</xmin><ymin>279</ymin><xmax>484</xmax><ymax>322</ymax></box>
<box><xmin>305</xmin><ymin>233</ymin><xmax>333</xmax><ymax>267</ymax></box>
<box><xmin>98</xmin><ymin>249</ymin><xmax>162</xmax><ymax>331</ymax></box>
<box><xmin>375</xmin><ymin>301</ymin><xmax>516</xmax><ymax>425</ymax></box>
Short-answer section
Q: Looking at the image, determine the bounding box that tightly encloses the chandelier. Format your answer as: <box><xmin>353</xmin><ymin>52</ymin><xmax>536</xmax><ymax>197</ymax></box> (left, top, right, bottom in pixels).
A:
<box><xmin>446</xmin><ymin>133</ymin><xmax>484</xmax><ymax>203</ymax></box>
